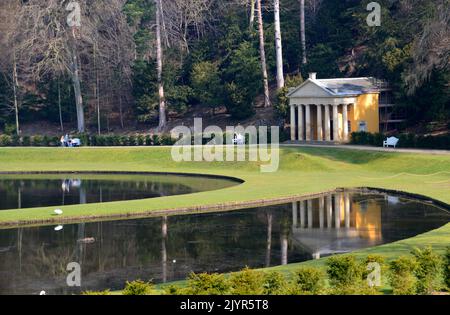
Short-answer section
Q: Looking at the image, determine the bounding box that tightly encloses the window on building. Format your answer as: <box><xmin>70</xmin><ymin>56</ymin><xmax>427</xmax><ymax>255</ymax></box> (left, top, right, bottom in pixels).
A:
<box><xmin>358</xmin><ymin>121</ymin><xmax>367</xmax><ymax>132</ymax></box>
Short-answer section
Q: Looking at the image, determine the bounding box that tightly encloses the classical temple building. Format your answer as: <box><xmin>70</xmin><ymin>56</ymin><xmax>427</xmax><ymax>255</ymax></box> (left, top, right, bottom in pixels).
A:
<box><xmin>287</xmin><ymin>73</ymin><xmax>397</xmax><ymax>143</ymax></box>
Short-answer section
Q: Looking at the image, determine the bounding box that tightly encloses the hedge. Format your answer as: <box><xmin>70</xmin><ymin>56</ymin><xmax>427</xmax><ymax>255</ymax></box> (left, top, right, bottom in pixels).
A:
<box><xmin>0</xmin><ymin>130</ymin><xmax>283</xmax><ymax>147</ymax></box>
<box><xmin>350</xmin><ymin>131</ymin><xmax>450</xmax><ymax>150</ymax></box>
<box><xmin>0</xmin><ymin>134</ymin><xmax>176</xmax><ymax>147</ymax></box>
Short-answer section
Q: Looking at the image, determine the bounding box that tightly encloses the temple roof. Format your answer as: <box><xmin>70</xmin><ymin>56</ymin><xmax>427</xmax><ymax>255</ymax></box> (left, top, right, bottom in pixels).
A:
<box><xmin>288</xmin><ymin>77</ymin><xmax>389</xmax><ymax>98</ymax></box>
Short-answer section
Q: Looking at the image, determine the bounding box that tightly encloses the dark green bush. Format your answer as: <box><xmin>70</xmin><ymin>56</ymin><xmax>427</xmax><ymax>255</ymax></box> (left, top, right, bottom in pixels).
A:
<box><xmin>228</xmin><ymin>267</ymin><xmax>264</xmax><ymax>295</ymax></box>
<box><xmin>151</xmin><ymin>134</ymin><xmax>160</xmax><ymax>145</ymax></box>
<box><xmin>411</xmin><ymin>246</ymin><xmax>442</xmax><ymax>294</ymax></box>
<box><xmin>136</xmin><ymin>134</ymin><xmax>145</xmax><ymax>146</ymax></box>
<box><xmin>444</xmin><ymin>247</ymin><xmax>450</xmax><ymax>290</ymax></box>
<box><xmin>160</xmin><ymin>134</ymin><xmax>175</xmax><ymax>146</ymax></box>
<box><xmin>21</xmin><ymin>136</ymin><xmax>31</xmax><ymax>146</ymax></box>
<box><xmin>145</xmin><ymin>135</ymin><xmax>152</xmax><ymax>146</ymax></box>
<box><xmin>185</xmin><ymin>273</ymin><xmax>230</xmax><ymax>295</ymax></box>
<box><xmin>0</xmin><ymin>135</ymin><xmax>12</xmax><ymax>146</ymax></box>
<box><xmin>31</xmin><ymin>135</ymin><xmax>44</xmax><ymax>146</ymax></box>
<box><xmin>122</xmin><ymin>280</ymin><xmax>153</xmax><ymax>295</ymax></box>
<box><xmin>262</xmin><ymin>271</ymin><xmax>287</xmax><ymax>295</ymax></box>
<box><xmin>326</xmin><ymin>255</ymin><xmax>363</xmax><ymax>287</ymax></box>
<box><xmin>291</xmin><ymin>267</ymin><xmax>325</xmax><ymax>294</ymax></box>
<box><xmin>127</xmin><ymin>135</ymin><xmax>137</xmax><ymax>146</ymax></box>
<box><xmin>389</xmin><ymin>255</ymin><xmax>418</xmax><ymax>295</ymax></box>
<box><xmin>9</xmin><ymin>135</ymin><xmax>20</xmax><ymax>146</ymax></box>
<box><xmin>3</xmin><ymin>124</ymin><xmax>17</xmax><ymax>135</ymax></box>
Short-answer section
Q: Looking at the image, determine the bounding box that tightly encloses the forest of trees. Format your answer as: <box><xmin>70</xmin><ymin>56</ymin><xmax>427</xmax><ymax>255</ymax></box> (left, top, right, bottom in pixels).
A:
<box><xmin>0</xmin><ymin>0</ymin><xmax>448</xmax><ymax>135</ymax></box>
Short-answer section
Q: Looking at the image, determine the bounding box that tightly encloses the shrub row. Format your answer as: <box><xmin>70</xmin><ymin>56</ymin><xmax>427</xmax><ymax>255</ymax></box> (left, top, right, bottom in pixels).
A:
<box><xmin>0</xmin><ymin>134</ymin><xmax>61</xmax><ymax>147</ymax></box>
<box><xmin>350</xmin><ymin>131</ymin><xmax>450</xmax><ymax>150</ymax></box>
<box><xmin>0</xmin><ymin>130</ymin><xmax>284</xmax><ymax>147</ymax></box>
<box><xmin>84</xmin><ymin>246</ymin><xmax>448</xmax><ymax>295</ymax></box>
<box><xmin>0</xmin><ymin>134</ymin><xmax>176</xmax><ymax>147</ymax></box>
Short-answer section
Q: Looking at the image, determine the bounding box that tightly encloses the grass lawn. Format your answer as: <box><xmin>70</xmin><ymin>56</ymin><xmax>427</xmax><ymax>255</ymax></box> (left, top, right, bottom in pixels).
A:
<box><xmin>0</xmin><ymin>146</ymin><xmax>449</xmax><ymax>289</ymax></box>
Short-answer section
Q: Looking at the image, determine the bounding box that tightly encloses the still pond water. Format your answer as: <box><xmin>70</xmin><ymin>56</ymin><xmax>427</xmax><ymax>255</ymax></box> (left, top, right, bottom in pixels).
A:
<box><xmin>0</xmin><ymin>189</ymin><xmax>448</xmax><ymax>295</ymax></box>
<box><xmin>0</xmin><ymin>173</ymin><xmax>239</xmax><ymax>210</ymax></box>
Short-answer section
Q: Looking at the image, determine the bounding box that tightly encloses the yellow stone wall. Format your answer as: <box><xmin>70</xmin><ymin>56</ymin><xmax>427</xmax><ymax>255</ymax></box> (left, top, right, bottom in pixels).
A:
<box><xmin>352</xmin><ymin>200</ymin><xmax>382</xmax><ymax>241</ymax></box>
<box><xmin>348</xmin><ymin>93</ymin><xmax>380</xmax><ymax>134</ymax></box>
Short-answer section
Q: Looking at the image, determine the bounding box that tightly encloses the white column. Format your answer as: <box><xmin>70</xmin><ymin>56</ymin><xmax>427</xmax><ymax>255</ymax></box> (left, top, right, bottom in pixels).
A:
<box><xmin>334</xmin><ymin>194</ymin><xmax>341</xmax><ymax>229</ymax></box>
<box><xmin>326</xmin><ymin>194</ymin><xmax>332</xmax><ymax>228</ymax></box>
<box><xmin>290</xmin><ymin>105</ymin><xmax>296</xmax><ymax>141</ymax></box>
<box><xmin>305</xmin><ymin>104</ymin><xmax>311</xmax><ymax>141</ymax></box>
<box><xmin>343</xmin><ymin>104</ymin><xmax>349</xmax><ymax>142</ymax></box>
<box><xmin>344</xmin><ymin>193</ymin><xmax>350</xmax><ymax>229</ymax></box>
<box><xmin>281</xmin><ymin>235</ymin><xmax>288</xmax><ymax>265</ymax></box>
<box><xmin>297</xmin><ymin>105</ymin><xmax>304</xmax><ymax>141</ymax></box>
<box><xmin>307</xmin><ymin>199</ymin><xmax>313</xmax><ymax>228</ymax></box>
<box><xmin>319</xmin><ymin>196</ymin><xmax>324</xmax><ymax>229</ymax></box>
<box><xmin>332</xmin><ymin>105</ymin><xmax>339</xmax><ymax>142</ymax></box>
<box><xmin>316</xmin><ymin>105</ymin><xmax>323</xmax><ymax>141</ymax></box>
<box><xmin>324</xmin><ymin>105</ymin><xmax>331</xmax><ymax>141</ymax></box>
<box><xmin>300</xmin><ymin>200</ymin><xmax>305</xmax><ymax>228</ymax></box>
<box><xmin>292</xmin><ymin>202</ymin><xmax>298</xmax><ymax>228</ymax></box>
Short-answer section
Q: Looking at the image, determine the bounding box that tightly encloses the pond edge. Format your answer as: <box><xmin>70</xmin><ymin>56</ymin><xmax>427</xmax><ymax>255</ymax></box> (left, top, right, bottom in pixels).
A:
<box><xmin>0</xmin><ymin>184</ymin><xmax>448</xmax><ymax>229</ymax></box>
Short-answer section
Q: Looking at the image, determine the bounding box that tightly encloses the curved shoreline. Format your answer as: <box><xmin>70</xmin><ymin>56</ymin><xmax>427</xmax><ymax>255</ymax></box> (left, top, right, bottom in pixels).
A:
<box><xmin>0</xmin><ymin>186</ymin><xmax>448</xmax><ymax>229</ymax></box>
<box><xmin>0</xmin><ymin>170</ymin><xmax>245</xmax><ymax>183</ymax></box>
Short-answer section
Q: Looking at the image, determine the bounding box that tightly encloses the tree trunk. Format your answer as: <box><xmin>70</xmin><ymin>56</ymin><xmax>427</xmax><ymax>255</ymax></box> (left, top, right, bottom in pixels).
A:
<box><xmin>161</xmin><ymin>216</ymin><xmax>168</xmax><ymax>283</ymax></box>
<box><xmin>249</xmin><ymin>0</ymin><xmax>256</xmax><ymax>30</ymax></box>
<box><xmin>94</xmin><ymin>44</ymin><xmax>101</xmax><ymax>135</ymax></box>
<box><xmin>70</xmin><ymin>46</ymin><xmax>85</xmax><ymax>133</ymax></box>
<box><xmin>256</xmin><ymin>0</ymin><xmax>271</xmax><ymax>107</ymax></box>
<box><xmin>274</xmin><ymin>0</ymin><xmax>285</xmax><ymax>89</ymax></box>
<box><xmin>300</xmin><ymin>0</ymin><xmax>307</xmax><ymax>65</ymax></box>
<box><xmin>156</xmin><ymin>0</ymin><xmax>167</xmax><ymax>131</ymax></box>
<box><xmin>119</xmin><ymin>95</ymin><xmax>124</xmax><ymax>129</ymax></box>
<box><xmin>265</xmin><ymin>213</ymin><xmax>272</xmax><ymax>267</ymax></box>
<box><xmin>58</xmin><ymin>79</ymin><xmax>64</xmax><ymax>132</ymax></box>
<box><xmin>12</xmin><ymin>50</ymin><xmax>20</xmax><ymax>136</ymax></box>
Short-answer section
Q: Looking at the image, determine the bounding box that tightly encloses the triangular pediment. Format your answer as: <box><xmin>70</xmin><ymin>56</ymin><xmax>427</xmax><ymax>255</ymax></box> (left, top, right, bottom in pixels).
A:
<box><xmin>287</xmin><ymin>79</ymin><xmax>335</xmax><ymax>98</ymax></box>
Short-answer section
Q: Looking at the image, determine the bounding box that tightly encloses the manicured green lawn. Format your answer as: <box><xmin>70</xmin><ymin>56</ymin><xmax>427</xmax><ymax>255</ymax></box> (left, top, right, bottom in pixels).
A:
<box><xmin>1</xmin><ymin>146</ymin><xmax>448</xmax><ymax>292</ymax></box>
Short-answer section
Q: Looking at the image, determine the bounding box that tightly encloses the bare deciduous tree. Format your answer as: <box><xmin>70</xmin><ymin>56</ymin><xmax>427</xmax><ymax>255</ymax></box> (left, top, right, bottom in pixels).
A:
<box><xmin>256</xmin><ymin>0</ymin><xmax>271</xmax><ymax>107</ymax></box>
<box><xmin>300</xmin><ymin>0</ymin><xmax>307</xmax><ymax>65</ymax></box>
<box><xmin>10</xmin><ymin>0</ymin><xmax>133</xmax><ymax>133</ymax></box>
<box><xmin>0</xmin><ymin>0</ymin><xmax>22</xmax><ymax>135</ymax></box>
<box><xmin>274</xmin><ymin>0</ymin><xmax>285</xmax><ymax>89</ymax></box>
<box><xmin>156</xmin><ymin>0</ymin><xmax>167</xmax><ymax>131</ymax></box>
<box><xmin>404</xmin><ymin>1</ymin><xmax>450</xmax><ymax>94</ymax></box>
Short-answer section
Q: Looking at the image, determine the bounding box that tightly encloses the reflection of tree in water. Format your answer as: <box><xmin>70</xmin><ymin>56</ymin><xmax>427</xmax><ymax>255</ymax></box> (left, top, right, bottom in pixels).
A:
<box><xmin>34</xmin><ymin>245</ymin><xmax>73</xmax><ymax>278</ymax></box>
<box><xmin>0</xmin><ymin>175</ymin><xmax>234</xmax><ymax>210</ymax></box>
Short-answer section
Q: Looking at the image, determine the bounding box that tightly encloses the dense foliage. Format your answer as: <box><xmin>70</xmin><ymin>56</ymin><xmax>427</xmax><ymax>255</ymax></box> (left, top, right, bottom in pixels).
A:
<box><xmin>0</xmin><ymin>0</ymin><xmax>448</xmax><ymax>134</ymax></box>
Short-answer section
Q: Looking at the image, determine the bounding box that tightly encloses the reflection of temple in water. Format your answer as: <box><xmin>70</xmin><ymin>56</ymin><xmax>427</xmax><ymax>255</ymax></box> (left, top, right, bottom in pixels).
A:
<box><xmin>291</xmin><ymin>192</ymin><xmax>382</xmax><ymax>260</ymax></box>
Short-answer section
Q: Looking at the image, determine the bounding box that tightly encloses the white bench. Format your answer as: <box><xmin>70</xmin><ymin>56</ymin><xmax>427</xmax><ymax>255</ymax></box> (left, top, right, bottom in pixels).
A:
<box><xmin>232</xmin><ymin>134</ymin><xmax>245</xmax><ymax>145</ymax></box>
<box><xmin>70</xmin><ymin>138</ymin><xmax>81</xmax><ymax>147</ymax></box>
<box><xmin>383</xmin><ymin>136</ymin><xmax>399</xmax><ymax>148</ymax></box>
